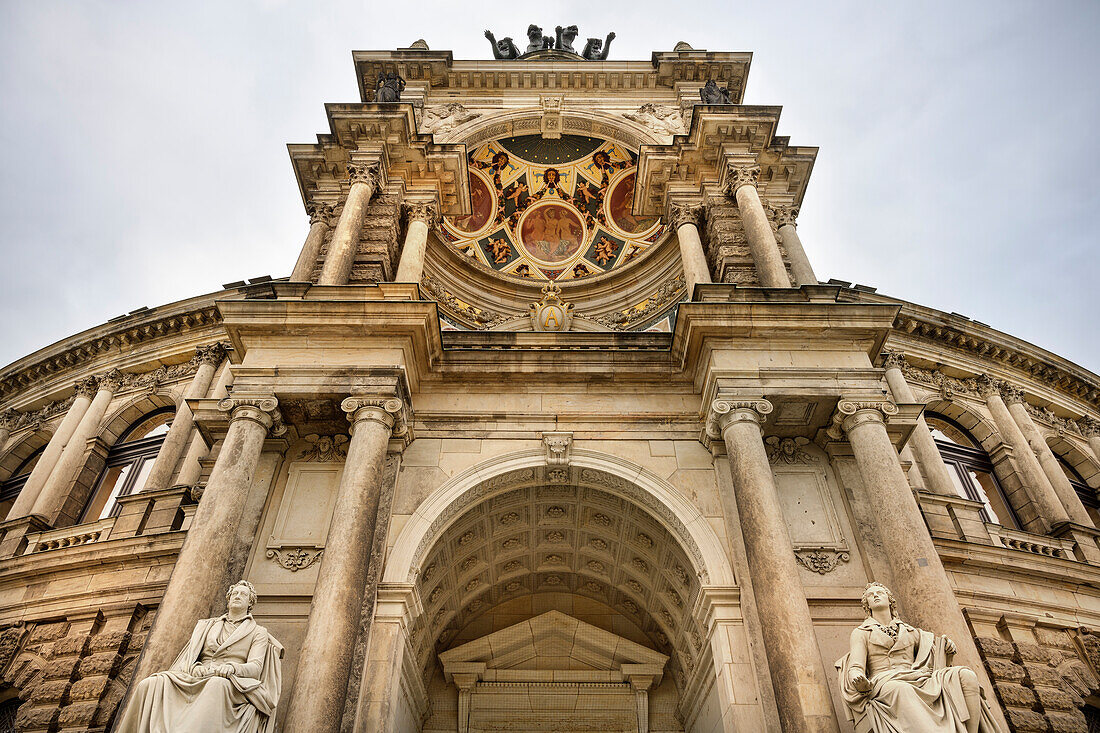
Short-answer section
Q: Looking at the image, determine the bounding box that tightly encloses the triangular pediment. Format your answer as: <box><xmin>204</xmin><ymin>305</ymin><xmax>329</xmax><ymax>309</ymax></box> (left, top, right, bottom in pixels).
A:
<box><xmin>439</xmin><ymin>610</ymin><xmax>667</xmax><ymax>680</ymax></box>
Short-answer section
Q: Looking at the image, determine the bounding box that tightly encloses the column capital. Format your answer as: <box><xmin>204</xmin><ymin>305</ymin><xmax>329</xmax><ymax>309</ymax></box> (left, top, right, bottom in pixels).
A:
<box><xmin>771</xmin><ymin>205</ymin><xmax>799</xmax><ymax>228</ymax></box>
<box><xmin>1080</xmin><ymin>417</ymin><xmax>1100</xmax><ymax>438</ymax></box>
<box><xmin>881</xmin><ymin>350</ymin><xmax>908</xmax><ymax>371</ymax></box>
<box><xmin>307</xmin><ymin>201</ymin><xmax>335</xmax><ymax>226</ymax></box>
<box><xmin>74</xmin><ymin>375</ymin><xmax>100</xmax><ymax>399</ymax></box>
<box><xmin>706</xmin><ymin>397</ymin><xmax>773</xmax><ymax>438</ymax></box>
<box><xmin>999</xmin><ymin>382</ymin><xmax>1025</xmax><ymax>406</ymax></box>
<box><xmin>341</xmin><ymin>395</ymin><xmax>408</xmax><ymax>437</ymax></box>
<box><xmin>725</xmin><ymin>163</ymin><xmax>761</xmax><ymax>197</ymax></box>
<box><xmin>403</xmin><ymin>201</ymin><xmax>440</xmax><ymax>228</ymax></box>
<box><xmin>0</xmin><ymin>409</ymin><xmax>19</xmax><ymax>431</ymax></box>
<box><xmin>828</xmin><ymin>398</ymin><xmax>899</xmax><ymax>438</ymax></box>
<box><xmin>347</xmin><ymin>162</ymin><xmax>383</xmax><ymax>188</ymax></box>
<box><xmin>669</xmin><ymin>203</ymin><xmax>704</xmax><ymax>230</ymax></box>
<box><xmin>97</xmin><ymin>368</ymin><xmax>126</xmax><ymax>392</ymax></box>
<box><xmin>194</xmin><ymin>342</ymin><xmax>230</xmax><ymax>368</ymax></box>
<box><xmin>217</xmin><ymin>395</ymin><xmax>286</xmax><ymax>436</ymax></box>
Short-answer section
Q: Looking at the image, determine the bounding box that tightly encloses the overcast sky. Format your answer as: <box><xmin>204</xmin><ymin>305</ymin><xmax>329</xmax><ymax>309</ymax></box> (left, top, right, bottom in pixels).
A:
<box><xmin>1</xmin><ymin>0</ymin><xmax>1097</xmax><ymax>373</ymax></box>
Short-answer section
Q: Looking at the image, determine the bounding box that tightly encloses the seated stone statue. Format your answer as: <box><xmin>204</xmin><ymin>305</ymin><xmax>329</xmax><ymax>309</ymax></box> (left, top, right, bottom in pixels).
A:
<box><xmin>116</xmin><ymin>580</ymin><xmax>283</xmax><ymax>733</ymax></box>
<box><xmin>835</xmin><ymin>583</ymin><xmax>1004</xmax><ymax>733</ymax></box>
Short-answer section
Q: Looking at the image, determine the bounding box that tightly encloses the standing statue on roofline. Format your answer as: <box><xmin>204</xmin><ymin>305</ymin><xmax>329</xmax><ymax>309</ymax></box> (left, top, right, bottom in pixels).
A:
<box><xmin>374</xmin><ymin>72</ymin><xmax>406</xmax><ymax>103</ymax></box>
<box><xmin>555</xmin><ymin>25</ymin><xmax>579</xmax><ymax>54</ymax></box>
<box><xmin>699</xmin><ymin>79</ymin><xmax>733</xmax><ymax>105</ymax></box>
<box><xmin>525</xmin><ymin>24</ymin><xmax>554</xmax><ymax>54</ymax></box>
<box><xmin>116</xmin><ymin>580</ymin><xmax>284</xmax><ymax>733</ymax></box>
<box><xmin>484</xmin><ymin>30</ymin><xmax>520</xmax><ymax>60</ymax></box>
<box><xmin>835</xmin><ymin>582</ymin><xmax>1005</xmax><ymax>733</ymax></box>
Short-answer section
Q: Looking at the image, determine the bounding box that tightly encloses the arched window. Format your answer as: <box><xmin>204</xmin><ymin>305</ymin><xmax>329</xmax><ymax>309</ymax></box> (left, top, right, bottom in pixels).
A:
<box><xmin>0</xmin><ymin>690</ymin><xmax>19</xmax><ymax>733</ymax></box>
<box><xmin>0</xmin><ymin>447</ymin><xmax>44</xmax><ymax>520</ymax></box>
<box><xmin>1057</xmin><ymin>454</ymin><xmax>1100</xmax><ymax>527</ymax></box>
<box><xmin>926</xmin><ymin>412</ymin><xmax>1020</xmax><ymax>529</ymax></box>
<box><xmin>80</xmin><ymin>408</ymin><xmax>173</xmax><ymax>522</ymax></box>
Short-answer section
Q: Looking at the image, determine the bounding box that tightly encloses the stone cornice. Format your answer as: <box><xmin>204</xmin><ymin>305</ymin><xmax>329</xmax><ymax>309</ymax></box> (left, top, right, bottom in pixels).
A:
<box><xmin>0</xmin><ymin>295</ymin><xmax>231</xmax><ymax>408</ymax></box>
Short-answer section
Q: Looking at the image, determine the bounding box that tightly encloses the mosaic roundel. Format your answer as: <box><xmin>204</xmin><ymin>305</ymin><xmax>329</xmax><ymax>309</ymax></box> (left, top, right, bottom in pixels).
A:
<box><xmin>440</xmin><ymin>135</ymin><xmax>664</xmax><ymax>281</ymax></box>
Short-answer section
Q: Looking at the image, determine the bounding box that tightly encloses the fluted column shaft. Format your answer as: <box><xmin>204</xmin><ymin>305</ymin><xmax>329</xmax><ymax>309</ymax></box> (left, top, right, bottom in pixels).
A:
<box><xmin>283</xmin><ymin>397</ymin><xmax>399</xmax><ymax>733</ymax></box>
<box><xmin>32</xmin><ymin>371</ymin><xmax>124</xmax><ymax>523</ymax></box>
<box><xmin>670</xmin><ymin>205</ymin><xmax>711</xmax><ymax>298</ymax></box>
<box><xmin>7</xmin><ymin>377</ymin><xmax>97</xmax><ymax>519</ymax></box>
<box><xmin>713</xmin><ymin>399</ymin><xmax>839</xmax><ymax>733</ymax></box>
<box><xmin>175</xmin><ymin>365</ymin><xmax>234</xmax><ymax>488</ymax></box>
<box><xmin>130</xmin><ymin>397</ymin><xmax>280</xmax><ymax>684</ymax></box>
<box><xmin>143</xmin><ymin>345</ymin><xmax>226</xmax><ymax>492</ymax></box>
<box><xmin>318</xmin><ymin>164</ymin><xmax>381</xmax><ymax>286</ymax></box>
<box><xmin>839</xmin><ymin>403</ymin><xmax>987</xmax><ymax>675</ymax></box>
<box><xmin>290</xmin><ymin>203</ymin><xmax>333</xmax><ymax>281</ymax></box>
<box><xmin>979</xmin><ymin>378</ymin><xmax>1069</xmax><ymax>531</ymax></box>
<box><xmin>773</xmin><ymin>206</ymin><xmax>817</xmax><ymax>286</ymax></box>
<box><xmin>1003</xmin><ymin>390</ymin><xmax>1093</xmax><ymax>526</ymax></box>
<box><xmin>395</xmin><ymin>202</ymin><xmax>438</xmax><ymax>283</ymax></box>
<box><xmin>729</xmin><ymin>165</ymin><xmax>789</xmax><ymax>287</ymax></box>
<box><xmin>882</xmin><ymin>356</ymin><xmax>957</xmax><ymax>497</ymax></box>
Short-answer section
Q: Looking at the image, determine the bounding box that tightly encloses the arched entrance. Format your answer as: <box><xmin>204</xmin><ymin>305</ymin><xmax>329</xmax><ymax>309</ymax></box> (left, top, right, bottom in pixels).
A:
<box><xmin>361</xmin><ymin>450</ymin><xmax>749</xmax><ymax>732</ymax></box>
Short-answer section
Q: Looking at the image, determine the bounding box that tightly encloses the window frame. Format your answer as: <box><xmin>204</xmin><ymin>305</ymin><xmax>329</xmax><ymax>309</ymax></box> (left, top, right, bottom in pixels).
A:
<box><xmin>79</xmin><ymin>407</ymin><xmax>174</xmax><ymax>523</ymax></box>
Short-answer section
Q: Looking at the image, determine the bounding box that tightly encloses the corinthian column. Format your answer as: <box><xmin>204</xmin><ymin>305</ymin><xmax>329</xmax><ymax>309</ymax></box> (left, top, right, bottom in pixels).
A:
<box><xmin>880</xmin><ymin>352</ymin><xmax>957</xmax><ymax>497</ymax></box>
<box><xmin>1002</xmin><ymin>385</ymin><xmax>1095</xmax><ymax>528</ymax></box>
<box><xmin>283</xmin><ymin>396</ymin><xmax>403</xmax><ymax>733</ymax></box>
<box><xmin>670</xmin><ymin>204</ymin><xmax>711</xmax><ymax>297</ymax></box>
<box><xmin>834</xmin><ymin>400</ymin><xmax>991</xmax><ymax>679</ymax></box>
<box><xmin>290</xmin><ymin>202</ymin><xmax>335</xmax><ymax>281</ymax></box>
<box><xmin>8</xmin><ymin>377</ymin><xmax>98</xmax><ymax>519</ymax></box>
<box><xmin>727</xmin><ymin>164</ymin><xmax>789</xmax><ymax>288</ymax></box>
<box><xmin>143</xmin><ymin>344</ymin><xmax>228</xmax><ymax>492</ymax></box>
<box><xmin>771</xmin><ymin>206</ymin><xmax>817</xmax><ymax>286</ymax></box>
<box><xmin>318</xmin><ymin>163</ymin><xmax>382</xmax><ymax>285</ymax></box>
<box><xmin>0</xmin><ymin>410</ymin><xmax>16</xmax><ymax>452</ymax></box>
<box><xmin>32</xmin><ymin>369</ymin><xmax>126</xmax><ymax>524</ymax></box>
<box><xmin>1083</xmin><ymin>418</ymin><xmax>1100</xmax><ymax>466</ymax></box>
<box><xmin>978</xmin><ymin>377</ymin><xmax>1069</xmax><ymax>532</ymax></box>
<box><xmin>395</xmin><ymin>201</ymin><xmax>439</xmax><ymax>283</ymax></box>
<box><xmin>709</xmin><ymin>398</ymin><xmax>839</xmax><ymax>733</ymax></box>
<box><xmin>130</xmin><ymin>395</ymin><xmax>283</xmax><ymax>683</ymax></box>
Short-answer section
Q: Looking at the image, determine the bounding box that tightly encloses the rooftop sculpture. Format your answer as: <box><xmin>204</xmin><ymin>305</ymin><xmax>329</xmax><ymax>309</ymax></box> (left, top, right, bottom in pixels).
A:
<box><xmin>484</xmin><ymin>25</ymin><xmax>615</xmax><ymax>60</ymax></box>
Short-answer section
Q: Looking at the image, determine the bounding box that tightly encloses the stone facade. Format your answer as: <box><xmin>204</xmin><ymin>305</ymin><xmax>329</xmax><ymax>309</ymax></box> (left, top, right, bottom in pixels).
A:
<box><xmin>0</xmin><ymin>38</ymin><xmax>1096</xmax><ymax>733</ymax></box>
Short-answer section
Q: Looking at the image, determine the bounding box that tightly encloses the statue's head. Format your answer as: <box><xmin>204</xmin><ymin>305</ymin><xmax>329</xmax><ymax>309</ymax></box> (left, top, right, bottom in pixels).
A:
<box><xmin>497</xmin><ymin>37</ymin><xmax>514</xmax><ymax>54</ymax></box>
<box><xmin>226</xmin><ymin>579</ymin><xmax>258</xmax><ymax>614</ymax></box>
<box><xmin>562</xmin><ymin>25</ymin><xmax>578</xmax><ymax>41</ymax></box>
<box><xmin>860</xmin><ymin>582</ymin><xmax>897</xmax><ymax>619</ymax></box>
<box><xmin>586</xmin><ymin>38</ymin><xmax>603</xmax><ymax>53</ymax></box>
<box><xmin>528</xmin><ymin>24</ymin><xmax>542</xmax><ymax>41</ymax></box>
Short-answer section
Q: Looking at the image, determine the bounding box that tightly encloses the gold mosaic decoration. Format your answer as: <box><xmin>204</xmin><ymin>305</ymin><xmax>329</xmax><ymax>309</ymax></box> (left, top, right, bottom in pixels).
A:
<box><xmin>441</xmin><ymin>134</ymin><xmax>665</xmax><ymax>281</ymax></box>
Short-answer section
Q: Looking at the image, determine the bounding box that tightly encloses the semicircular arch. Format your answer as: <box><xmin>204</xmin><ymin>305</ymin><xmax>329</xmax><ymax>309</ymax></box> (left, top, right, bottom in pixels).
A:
<box><xmin>384</xmin><ymin>448</ymin><xmax>735</xmax><ymax>588</ymax></box>
<box><xmin>922</xmin><ymin>398</ymin><xmax>1000</xmax><ymax>454</ymax></box>
<box><xmin>98</xmin><ymin>392</ymin><xmax>178</xmax><ymax>448</ymax></box>
<box><xmin>440</xmin><ymin>108</ymin><xmax>666</xmax><ymax>150</ymax></box>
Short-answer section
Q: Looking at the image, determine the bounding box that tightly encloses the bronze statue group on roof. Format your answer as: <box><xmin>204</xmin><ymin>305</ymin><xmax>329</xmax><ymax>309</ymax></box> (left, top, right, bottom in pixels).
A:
<box><xmin>485</xmin><ymin>25</ymin><xmax>615</xmax><ymax>60</ymax></box>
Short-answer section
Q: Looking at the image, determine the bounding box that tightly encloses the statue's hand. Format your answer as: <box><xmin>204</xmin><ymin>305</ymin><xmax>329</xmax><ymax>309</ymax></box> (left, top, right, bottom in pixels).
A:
<box><xmin>944</xmin><ymin>637</ymin><xmax>957</xmax><ymax>655</ymax></box>
<box><xmin>215</xmin><ymin>664</ymin><xmax>235</xmax><ymax>678</ymax></box>
<box><xmin>192</xmin><ymin>664</ymin><xmax>210</xmax><ymax>678</ymax></box>
<box><xmin>849</xmin><ymin>669</ymin><xmax>872</xmax><ymax>693</ymax></box>
<box><xmin>484</xmin><ymin>30</ymin><xmax>493</xmax><ymax>39</ymax></box>
<box><xmin>607</xmin><ymin>32</ymin><xmax>616</xmax><ymax>41</ymax></box>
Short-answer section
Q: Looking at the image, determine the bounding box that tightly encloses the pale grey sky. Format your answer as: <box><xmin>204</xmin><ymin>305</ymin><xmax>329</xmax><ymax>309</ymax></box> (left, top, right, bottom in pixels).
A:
<box><xmin>1</xmin><ymin>0</ymin><xmax>1097</xmax><ymax>371</ymax></box>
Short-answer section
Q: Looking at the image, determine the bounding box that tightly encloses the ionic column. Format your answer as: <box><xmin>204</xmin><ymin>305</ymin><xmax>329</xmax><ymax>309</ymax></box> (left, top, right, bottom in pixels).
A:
<box><xmin>1002</xmin><ymin>384</ymin><xmax>1094</xmax><ymax>527</ymax></box>
<box><xmin>290</xmin><ymin>202</ymin><xmax>334</xmax><ymax>281</ymax></box>
<box><xmin>395</xmin><ymin>201</ymin><xmax>439</xmax><ymax>283</ymax></box>
<box><xmin>881</xmin><ymin>352</ymin><xmax>957</xmax><ymax>497</ymax></box>
<box><xmin>670</xmin><ymin>204</ymin><xmax>711</xmax><ymax>297</ymax></box>
<box><xmin>174</xmin><ymin>363</ymin><xmax>234</xmax><ymax>488</ymax></box>
<box><xmin>318</xmin><ymin>163</ymin><xmax>382</xmax><ymax>286</ymax></box>
<box><xmin>978</xmin><ymin>377</ymin><xmax>1070</xmax><ymax>531</ymax></box>
<box><xmin>771</xmin><ymin>205</ymin><xmax>817</xmax><ymax>286</ymax></box>
<box><xmin>834</xmin><ymin>400</ymin><xmax>989</xmax><ymax>676</ymax></box>
<box><xmin>7</xmin><ymin>377</ymin><xmax>98</xmax><ymax>519</ymax></box>
<box><xmin>1083</xmin><ymin>418</ymin><xmax>1100</xmax><ymax>465</ymax></box>
<box><xmin>31</xmin><ymin>369</ymin><xmax>126</xmax><ymax>524</ymax></box>
<box><xmin>283</xmin><ymin>396</ymin><xmax>403</xmax><ymax>733</ymax></box>
<box><xmin>142</xmin><ymin>344</ymin><xmax>228</xmax><ymax>492</ymax></box>
<box><xmin>727</xmin><ymin>164</ymin><xmax>790</xmax><ymax>288</ymax></box>
<box><xmin>129</xmin><ymin>395</ymin><xmax>283</xmax><ymax>683</ymax></box>
<box><xmin>709</xmin><ymin>399</ymin><xmax>839</xmax><ymax>733</ymax></box>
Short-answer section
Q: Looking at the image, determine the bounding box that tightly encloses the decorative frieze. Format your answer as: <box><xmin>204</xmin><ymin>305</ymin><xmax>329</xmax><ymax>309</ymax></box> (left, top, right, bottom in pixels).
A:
<box><xmin>582</xmin><ymin>277</ymin><xmax>684</xmax><ymax>331</ymax></box>
<box><xmin>623</xmin><ymin>103</ymin><xmax>687</xmax><ymax>136</ymax></box>
<box><xmin>421</xmin><ymin>273</ymin><xmax>508</xmax><ymax>329</ymax></box>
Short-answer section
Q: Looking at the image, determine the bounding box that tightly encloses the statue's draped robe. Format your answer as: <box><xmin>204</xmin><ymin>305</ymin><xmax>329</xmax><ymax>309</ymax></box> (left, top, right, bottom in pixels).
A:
<box><xmin>116</xmin><ymin>615</ymin><xmax>283</xmax><ymax>733</ymax></box>
<box><xmin>835</xmin><ymin>620</ymin><xmax>1004</xmax><ymax>733</ymax></box>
